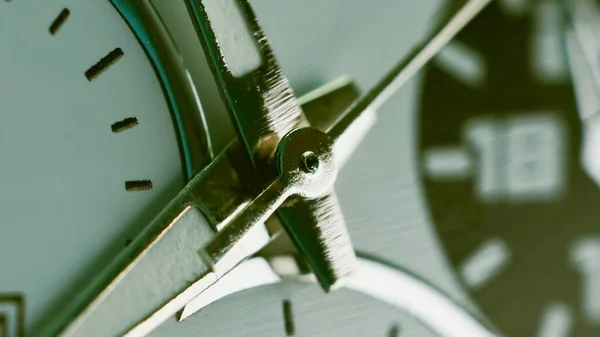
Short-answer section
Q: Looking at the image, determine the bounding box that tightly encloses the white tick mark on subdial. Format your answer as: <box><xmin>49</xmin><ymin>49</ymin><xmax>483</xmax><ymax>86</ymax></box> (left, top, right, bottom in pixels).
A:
<box><xmin>536</xmin><ymin>302</ymin><xmax>574</xmax><ymax>337</ymax></box>
<box><xmin>531</xmin><ymin>0</ymin><xmax>569</xmax><ymax>83</ymax></box>
<box><xmin>423</xmin><ymin>147</ymin><xmax>472</xmax><ymax>180</ymax></box>
<box><xmin>460</xmin><ymin>238</ymin><xmax>511</xmax><ymax>290</ymax></box>
<box><xmin>434</xmin><ymin>41</ymin><xmax>485</xmax><ymax>88</ymax></box>
<box><xmin>571</xmin><ymin>237</ymin><xmax>600</xmax><ymax>325</ymax></box>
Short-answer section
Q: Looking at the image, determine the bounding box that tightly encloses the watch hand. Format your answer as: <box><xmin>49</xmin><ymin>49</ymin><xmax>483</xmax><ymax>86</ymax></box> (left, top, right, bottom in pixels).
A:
<box><xmin>185</xmin><ymin>0</ymin><xmax>308</xmax><ymax>162</ymax></box>
<box><xmin>327</xmin><ymin>0</ymin><xmax>493</xmax><ymax>142</ymax></box>
<box><xmin>185</xmin><ymin>0</ymin><xmax>356</xmax><ymax>290</ymax></box>
<box><xmin>297</xmin><ymin>76</ymin><xmax>378</xmax><ymax>168</ymax></box>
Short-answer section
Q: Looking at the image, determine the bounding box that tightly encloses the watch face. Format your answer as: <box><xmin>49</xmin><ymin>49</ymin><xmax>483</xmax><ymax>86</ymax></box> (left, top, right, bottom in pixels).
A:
<box><xmin>3</xmin><ymin>0</ymin><xmax>568</xmax><ymax>336</ymax></box>
<box><xmin>420</xmin><ymin>0</ymin><xmax>600</xmax><ymax>336</ymax></box>
<box><xmin>0</xmin><ymin>1</ymin><xmax>185</xmax><ymax>336</ymax></box>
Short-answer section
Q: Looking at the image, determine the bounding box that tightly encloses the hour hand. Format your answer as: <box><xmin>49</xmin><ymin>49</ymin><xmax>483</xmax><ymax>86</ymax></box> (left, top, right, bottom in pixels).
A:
<box><xmin>184</xmin><ymin>0</ymin><xmax>309</xmax><ymax>158</ymax></box>
<box><xmin>327</xmin><ymin>0</ymin><xmax>493</xmax><ymax>143</ymax></box>
<box><xmin>185</xmin><ymin>0</ymin><xmax>357</xmax><ymax>290</ymax></box>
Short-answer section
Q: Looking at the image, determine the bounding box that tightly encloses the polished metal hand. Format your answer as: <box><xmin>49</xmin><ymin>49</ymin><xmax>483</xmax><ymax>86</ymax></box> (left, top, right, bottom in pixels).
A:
<box><xmin>185</xmin><ymin>0</ymin><xmax>355</xmax><ymax>291</ymax></box>
<box><xmin>201</xmin><ymin>127</ymin><xmax>354</xmax><ymax>280</ymax></box>
<box><xmin>327</xmin><ymin>0</ymin><xmax>493</xmax><ymax>142</ymax></box>
<box><xmin>40</xmin><ymin>0</ymin><xmax>491</xmax><ymax>336</ymax></box>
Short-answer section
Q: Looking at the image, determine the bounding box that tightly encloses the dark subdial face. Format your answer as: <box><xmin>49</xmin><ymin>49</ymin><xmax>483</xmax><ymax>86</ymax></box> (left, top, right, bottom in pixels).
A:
<box><xmin>419</xmin><ymin>1</ymin><xmax>600</xmax><ymax>336</ymax></box>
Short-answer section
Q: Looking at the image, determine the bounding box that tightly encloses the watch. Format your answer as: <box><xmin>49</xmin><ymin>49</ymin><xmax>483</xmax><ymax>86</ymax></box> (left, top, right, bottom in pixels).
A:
<box><xmin>2</xmin><ymin>0</ymin><xmax>573</xmax><ymax>336</ymax></box>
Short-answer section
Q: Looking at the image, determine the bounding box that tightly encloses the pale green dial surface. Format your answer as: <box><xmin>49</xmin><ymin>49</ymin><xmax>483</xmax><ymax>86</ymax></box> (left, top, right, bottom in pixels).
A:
<box><xmin>0</xmin><ymin>0</ymin><xmax>183</xmax><ymax>334</ymax></box>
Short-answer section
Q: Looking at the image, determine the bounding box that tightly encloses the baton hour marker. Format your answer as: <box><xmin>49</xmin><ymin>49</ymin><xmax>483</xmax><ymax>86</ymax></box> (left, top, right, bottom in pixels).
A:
<box><xmin>388</xmin><ymin>324</ymin><xmax>401</xmax><ymax>337</ymax></box>
<box><xmin>283</xmin><ymin>300</ymin><xmax>295</xmax><ymax>336</ymax></box>
<box><xmin>125</xmin><ymin>180</ymin><xmax>153</xmax><ymax>191</ymax></box>
<box><xmin>536</xmin><ymin>303</ymin><xmax>573</xmax><ymax>337</ymax></box>
<box><xmin>111</xmin><ymin>117</ymin><xmax>139</xmax><ymax>133</ymax></box>
<box><xmin>49</xmin><ymin>8</ymin><xmax>70</xmax><ymax>35</ymax></box>
<box><xmin>460</xmin><ymin>238</ymin><xmax>511</xmax><ymax>289</ymax></box>
<box><xmin>85</xmin><ymin>48</ymin><xmax>124</xmax><ymax>81</ymax></box>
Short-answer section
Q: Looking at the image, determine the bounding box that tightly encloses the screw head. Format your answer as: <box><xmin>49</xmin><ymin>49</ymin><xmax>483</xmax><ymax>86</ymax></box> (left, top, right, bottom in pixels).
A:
<box><xmin>301</xmin><ymin>151</ymin><xmax>320</xmax><ymax>174</ymax></box>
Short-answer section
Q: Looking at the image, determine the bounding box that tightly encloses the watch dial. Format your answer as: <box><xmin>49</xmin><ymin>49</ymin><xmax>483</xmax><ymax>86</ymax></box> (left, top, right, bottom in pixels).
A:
<box><xmin>153</xmin><ymin>281</ymin><xmax>437</xmax><ymax>337</ymax></box>
<box><xmin>420</xmin><ymin>0</ymin><xmax>599</xmax><ymax>336</ymax></box>
<box><xmin>0</xmin><ymin>0</ymin><xmax>184</xmax><ymax>335</ymax></box>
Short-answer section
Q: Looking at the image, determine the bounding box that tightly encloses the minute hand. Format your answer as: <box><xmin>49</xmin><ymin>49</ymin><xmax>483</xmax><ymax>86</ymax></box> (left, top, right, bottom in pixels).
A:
<box><xmin>185</xmin><ymin>0</ymin><xmax>308</xmax><ymax>159</ymax></box>
<box><xmin>185</xmin><ymin>0</ymin><xmax>356</xmax><ymax>291</ymax></box>
<box><xmin>328</xmin><ymin>0</ymin><xmax>493</xmax><ymax>142</ymax></box>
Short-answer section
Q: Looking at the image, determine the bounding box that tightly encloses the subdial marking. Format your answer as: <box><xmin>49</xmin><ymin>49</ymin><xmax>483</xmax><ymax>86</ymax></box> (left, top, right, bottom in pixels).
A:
<box><xmin>571</xmin><ymin>238</ymin><xmax>600</xmax><ymax>325</ymax></box>
<box><xmin>0</xmin><ymin>294</ymin><xmax>24</xmax><ymax>337</ymax></box>
<box><xmin>536</xmin><ymin>302</ymin><xmax>573</xmax><ymax>337</ymax></box>
<box><xmin>85</xmin><ymin>48</ymin><xmax>124</xmax><ymax>81</ymax></box>
<box><xmin>388</xmin><ymin>323</ymin><xmax>401</xmax><ymax>337</ymax></box>
<box><xmin>283</xmin><ymin>299</ymin><xmax>295</xmax><ymax>336</ymax></box>
<box><xmin>125</xmin><ymin>180</ymin><xmax>153</xmax><ymax>191</ymax></box>
<box><xmin>49</xmin><ymin>8</ymin><xmax>70</xmax><ymax>36</ymax></box>
<box><xmin>111</xmin><ymin>117</ymin><xmax>139</xmax><ymax>133</ymax></box>
<box><xmin>433</xmin><ymin>41</ymin><xmax>485</xmax><ymax>88</ymax></box>
<box><xmin>459</xmin><ymin>237</ymin><xmax>511</xmax><ymax>290</ymax></box>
